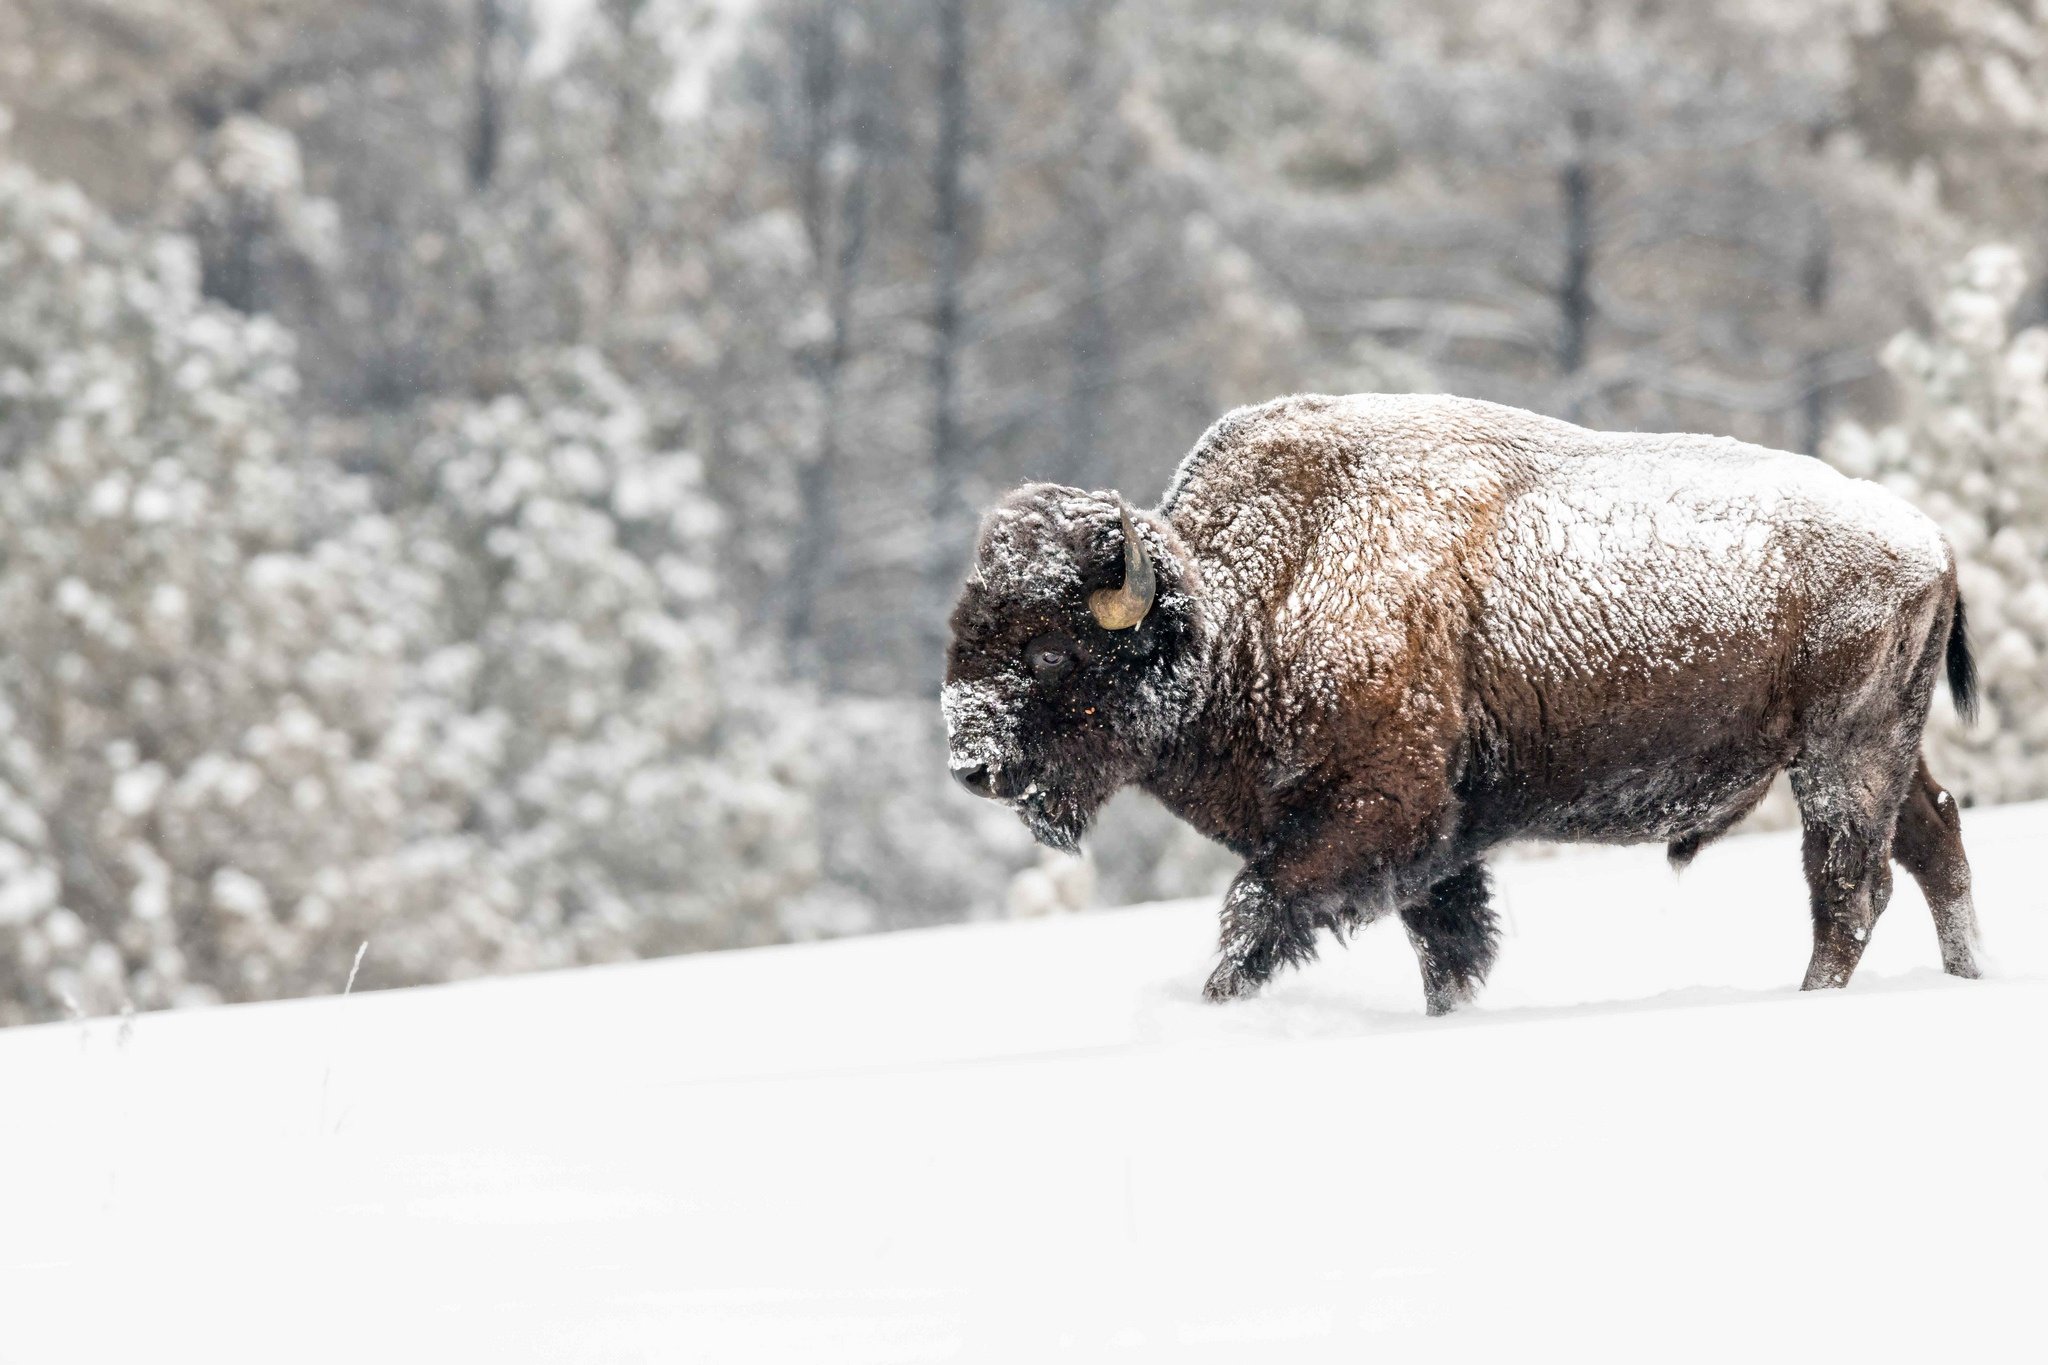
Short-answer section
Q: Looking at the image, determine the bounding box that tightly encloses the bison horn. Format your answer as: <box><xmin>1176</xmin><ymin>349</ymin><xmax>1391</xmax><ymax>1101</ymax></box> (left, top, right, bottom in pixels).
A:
<box><xmin>1088</xmin><ymin>501</ymin><xmax>1156</xmax><ymax>630</ymax></box>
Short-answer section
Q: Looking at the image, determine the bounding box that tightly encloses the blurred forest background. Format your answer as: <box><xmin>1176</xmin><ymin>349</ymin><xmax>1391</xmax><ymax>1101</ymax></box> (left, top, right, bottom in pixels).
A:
<box><xmin>3</xmin><ymin>0</ymin><xmax>2048</xmax><ymax>1022</ymax></box>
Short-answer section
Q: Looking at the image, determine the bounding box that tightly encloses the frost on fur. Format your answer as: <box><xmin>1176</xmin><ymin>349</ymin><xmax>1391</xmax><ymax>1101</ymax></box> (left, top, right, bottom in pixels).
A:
<box><xmin>946</xmin><ymin>393</ymin><xmax>1980</xmax><ymax>1011</ymax></box>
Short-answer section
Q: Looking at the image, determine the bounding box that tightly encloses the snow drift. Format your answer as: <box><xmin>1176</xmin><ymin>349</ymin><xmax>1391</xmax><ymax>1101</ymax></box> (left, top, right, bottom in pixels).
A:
<box><xmin>4</xmin><ymin>804</ymin><xmax>2045</xmax><ymax>1362</ymax></box>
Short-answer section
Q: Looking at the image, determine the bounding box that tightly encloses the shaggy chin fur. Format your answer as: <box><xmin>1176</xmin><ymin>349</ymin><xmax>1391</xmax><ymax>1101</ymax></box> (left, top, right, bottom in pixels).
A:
<box><xmin>943</xmin><ymin>393</ymin><xmax>1984</xmax><ymax>1014</ymax></box>
<box><xmin>941</xmin><ymin>484</ymin><xmax>1206</xmax><ymax>856</ymax></box>
<box><xmin>1015</xmin><ymin>792</ymin><xmax>1088</xmax><ymax>854</ymax></box>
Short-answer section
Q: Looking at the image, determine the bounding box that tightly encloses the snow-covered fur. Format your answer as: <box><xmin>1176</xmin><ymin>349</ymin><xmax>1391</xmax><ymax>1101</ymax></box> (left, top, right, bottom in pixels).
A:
<box><xmin>943</xmin><ymin>393</ymin><xmax>1981</xmax><ymax>1011</ymax></box>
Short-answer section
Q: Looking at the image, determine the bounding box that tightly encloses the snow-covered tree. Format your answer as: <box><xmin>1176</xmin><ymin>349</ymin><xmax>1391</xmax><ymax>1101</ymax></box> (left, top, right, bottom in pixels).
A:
<box><xmin>165</xmin><ymin>112</ymin><xmax>339</xmax><ymax>320</ymax></box>
<box><xmin>1138</xmin><ymin>0</ymin><xmax>1953</xmax><ymax>452</ymax></box>
<box><xmin>0</xmin><ymin>139</ymin><xmax>825</xmax><ymax>1020</ymax></box>
<box><xmin>10</xmin><ymin>0</ymin><xmax>2048</xmax><ymax>1025</ymax></box>
<box><xmin>1826</xmin><ymin>245</ymin><xmax>2048</xmax><ymax>803</ymax></box>
<box><xmin>0</xmin><ymin>150</ymin><xmax>445</xmax><ymax>1020</ymax></box>
<box><xmin>395</xmin><ymin>347</ymin><xmax>819</xmax><ymax>969</ymax></box>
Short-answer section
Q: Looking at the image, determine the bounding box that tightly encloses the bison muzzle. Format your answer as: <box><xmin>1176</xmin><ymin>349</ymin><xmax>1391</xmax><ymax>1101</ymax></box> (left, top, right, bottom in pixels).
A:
<box><xmin>941</xmin><ymin>394</ymin><xmax>1982</xmax><ymax>1012</ymax></box>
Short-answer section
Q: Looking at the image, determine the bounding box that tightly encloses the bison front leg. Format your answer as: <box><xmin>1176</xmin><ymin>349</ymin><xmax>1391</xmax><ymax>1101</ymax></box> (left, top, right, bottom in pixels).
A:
<box><xmin>1399</xmin><ymin>862</ymin><xmax>1500</xmax><ymax>1015</ymax></box>
<box><xmin>1202</xmin><ymin>840</ymin><xmax>1430</xmax><ymax>1001</ymax></box>
<box><xmin>1202</xmin><ymin>869</ymin><xmax>1333</xmax><ymax>1001</ymax></box>
<box><xmin>1203</xmin><ymin>804</ymin><xmax>1457</xmax><ymax>1002</ymax></box>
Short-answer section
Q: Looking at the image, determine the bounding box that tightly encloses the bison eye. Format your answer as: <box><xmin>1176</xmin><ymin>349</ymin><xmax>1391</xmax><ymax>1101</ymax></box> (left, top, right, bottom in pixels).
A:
<box><xmin>1025</xmin><ymin>635</ymin><xmax>1074</xmax><ymax>679</ymax></box>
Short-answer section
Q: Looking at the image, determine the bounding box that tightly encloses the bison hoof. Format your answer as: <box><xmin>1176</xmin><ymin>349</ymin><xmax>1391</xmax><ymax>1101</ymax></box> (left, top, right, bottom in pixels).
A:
<box><xmin>1203</xmin><ymin>962</ymin><xmax>1260</xmax><ymax>1002</ymax></box>
<box><xmin>1423</xmin><ymin>979</ymin><xmax>1478</xmax><ymax>1016</ymax></box>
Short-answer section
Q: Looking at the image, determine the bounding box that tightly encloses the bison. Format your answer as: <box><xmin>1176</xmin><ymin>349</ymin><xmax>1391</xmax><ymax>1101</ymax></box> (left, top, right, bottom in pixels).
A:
<box><xmin>942</xmin><ymin>393</ymin><xmax>1982</xmax><ymax>1012</ymax></box>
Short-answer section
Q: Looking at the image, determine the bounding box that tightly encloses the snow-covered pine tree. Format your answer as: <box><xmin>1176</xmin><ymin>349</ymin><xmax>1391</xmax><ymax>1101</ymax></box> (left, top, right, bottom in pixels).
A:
<box><xmin>164</xmin><ymin>112</ymin><xmax>338</xmax><ymax>322</ymax></box>
<box><xmin>1826</xmin><ymin>245</ymin><xmax>2048</xmax><ymax>803</ymax></box>
<box><xmin>0</xmin><ymin>140</ymin><xmax>822</xmax><ymax>1020</ymax></box>
<box><xmin>393</xmin><ymin>346</ymin><xmax>819</xmax><ymax>974</ymax></box>
<box><xmin>0</xmin><ymin>148</ymin><xmax>446</xmax><ymax>1020</ymax></box>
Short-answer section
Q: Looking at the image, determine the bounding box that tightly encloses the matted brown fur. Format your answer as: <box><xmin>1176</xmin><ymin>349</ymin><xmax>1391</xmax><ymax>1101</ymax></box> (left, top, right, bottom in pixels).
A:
<box><xmin>942</xmin><ymin>393</ymin><xmax>1981</xmax><ymax>1012</ymax></box>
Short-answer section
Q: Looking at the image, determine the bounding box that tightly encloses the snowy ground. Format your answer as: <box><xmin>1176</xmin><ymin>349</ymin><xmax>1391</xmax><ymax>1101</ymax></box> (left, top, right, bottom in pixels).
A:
<box><xmin>5</xmin><ymin>807</ymin><xmax>2046</xmax><ymax>1363</ymax></box>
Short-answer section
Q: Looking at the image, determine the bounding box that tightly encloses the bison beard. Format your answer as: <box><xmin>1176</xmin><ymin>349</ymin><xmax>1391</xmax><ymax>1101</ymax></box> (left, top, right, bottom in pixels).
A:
<box><xmin>942</xmin><ymin>393</ymin><xmax>1983</xmax><ymax>1013</ymax></box>
<box><xmin>1015</xmin><ymin>788</ymin><xmax>1087</xmax><ymax>854</ymax></box>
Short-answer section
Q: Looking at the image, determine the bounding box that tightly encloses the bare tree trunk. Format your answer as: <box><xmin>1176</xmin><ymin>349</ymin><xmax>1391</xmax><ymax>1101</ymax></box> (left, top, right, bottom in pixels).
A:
<box><xmin>926</xmin><ymin>0</ymin><xmax>971</xmax><ymax>620</ymax></box>
<box><xmin>795</xmin><ymin>3</ymin><xmax>840</xmax><ymax>272</ymax></box>
<box><xmin>786</xmin><ymin>4</ymin><xmax>844</xmax><ymax>655</ymax></box>
<box><xmin>1557</xmin><ymin>105</ymin><xmax>1595</xmax><ymax>411</ymax></box>
<box><xmin>361</xmin><ymin>199</ymin><xmax>422</xmax><ymax>409</ymax></box>
<box><xmin>466</xmin><ymin>0</ymin><xmax>518</xmax><ymax>389</ymax></box>
<box><xmin>787</xmin><ymin>171</ymin><xmax>870</xmax><ymax>671</ymax></box>
<box><xmin>785</xmin><ymin>5</ymin><xmax>872</xmax><ymax>680</ymax></box>
<box><xmin>1798</xmin><ymin>207</ymin><xmax>1833</xmax><ymax>455</ymax></box>
<box><xmin>600</xmin><ymin>0</ymin><xmax>653</xmax><ymax>305</ymax></box>
<box><xmin>1061</xmin><ymin>0</ymin><xmax>1116</xmax><ymax>487</ymax></box>
<box><xmin>1064</xmin><ymin>227</ymin><xmax>1113</xmax><ymax>486</ymax></box>
<box><xmin>199</xmin><ymin>197</ymin><xmax>262</xmax><ymax>314</ymax></box>
<box><xmin>467</xmin><ymin>0</ymin><xmax>505</xmax><ymax>192</ymax></box>
<box><xmin>1796</xmin><ymin>122</ymin><xmax>1836</xmax><ymax>456</ymax></box>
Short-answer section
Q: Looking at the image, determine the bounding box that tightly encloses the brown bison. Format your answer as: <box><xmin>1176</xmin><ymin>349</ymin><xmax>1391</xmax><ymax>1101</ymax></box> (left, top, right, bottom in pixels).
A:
<box><xmin>942</xmin><ymin>393</ymin><xmax>1981</xmax><ymax>1012</ymax></box>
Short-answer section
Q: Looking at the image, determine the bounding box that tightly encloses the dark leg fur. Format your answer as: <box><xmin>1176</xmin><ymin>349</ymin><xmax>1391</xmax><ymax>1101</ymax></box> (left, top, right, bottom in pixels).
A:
<box><xmin>1892</xmin><ymin>755</ymin><xmax>1980</xmax><ymax>978</ymax></box>
<box><xmin>1790</xmin><ymin>722</ymin><xmax>1919</xmax><ymax>989</ymax></box>
<box><xmin>1400</xmin><ymin>863</ymin><xmax>1499</xmax><ymax>1016</ymax></box>
<box><xmin>1793</xmin><ymin>601</ymin><xmax>1954</xmax><ymax>991</ymax></box>
<box><xmin>1203</xmin><ymin>871</ymin><xmax>1330</xmax><ymax>1001</ymax></box>
<box><xmin>1794</xmin><ymin>783</ymin><xmax>1893</xmax><ymax>990</ymax></box>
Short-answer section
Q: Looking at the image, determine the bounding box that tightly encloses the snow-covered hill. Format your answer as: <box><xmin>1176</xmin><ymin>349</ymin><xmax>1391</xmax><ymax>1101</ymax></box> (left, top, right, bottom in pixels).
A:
<box><xmin>6</xmin><ymin>806</ymin><xmax>2046</xmax><ymax>1363</ymax></box>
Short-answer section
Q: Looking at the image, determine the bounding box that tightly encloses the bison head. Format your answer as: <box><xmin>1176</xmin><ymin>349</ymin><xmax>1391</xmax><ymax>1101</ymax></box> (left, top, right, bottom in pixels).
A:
<box><xmin>942</xmin><ymin>485</ymin><xmax>1202</xmax><ymax>852</ymax></box>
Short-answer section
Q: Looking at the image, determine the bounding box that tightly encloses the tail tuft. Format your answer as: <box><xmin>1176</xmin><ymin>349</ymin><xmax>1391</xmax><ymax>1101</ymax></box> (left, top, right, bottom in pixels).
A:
<box><xmin>1946</xmin><ymin>594</ymin><xmax>1978</xmax><ymax>725</ymax></box>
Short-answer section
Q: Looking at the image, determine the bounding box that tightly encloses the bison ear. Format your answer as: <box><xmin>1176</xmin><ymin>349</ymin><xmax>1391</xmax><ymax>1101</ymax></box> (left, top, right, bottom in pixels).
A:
<box><xmin>1088</xmin><ymin>497</ymin><xmax>1156</xmax><ymax>631</ymax></box>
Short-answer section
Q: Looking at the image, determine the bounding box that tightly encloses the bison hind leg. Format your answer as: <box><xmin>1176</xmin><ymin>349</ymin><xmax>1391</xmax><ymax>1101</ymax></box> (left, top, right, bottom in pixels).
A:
<box><xmin>1791</xmin><ymin>742</ymin><xmax>1916</xmax><ymax>990</ymax></box>
<box><xmin>1892</xmin><ymin>755</ymin><xmax>1980</xmax><ymax>979</ymax></box>
<box><xmin>1400</xmin><ymin>862</ymin><xmax>1499</xmax><ymax>1016</ymax></box>
<box><xmin>1794</xmin><ymin>603</ymin><xmax>1954</xmax><ymax>990</ymax></box>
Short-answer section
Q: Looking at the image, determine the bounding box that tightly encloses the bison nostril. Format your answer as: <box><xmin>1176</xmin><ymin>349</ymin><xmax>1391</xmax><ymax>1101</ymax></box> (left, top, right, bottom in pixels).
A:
<box><xmin>951</xmin><ymin>761</ymin><xmax>996</xmax><ymax>797</ymax></box>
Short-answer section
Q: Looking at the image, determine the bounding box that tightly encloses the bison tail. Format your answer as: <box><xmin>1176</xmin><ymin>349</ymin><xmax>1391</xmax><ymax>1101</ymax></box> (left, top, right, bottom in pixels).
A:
<box><xmin>1946</xmin><ymin>593</ymin><xmax>1978</xmax><ymax>725</ymax></box>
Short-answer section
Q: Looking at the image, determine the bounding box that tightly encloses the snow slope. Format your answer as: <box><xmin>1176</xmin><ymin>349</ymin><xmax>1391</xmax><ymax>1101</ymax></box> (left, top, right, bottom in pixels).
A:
<box><xmin>5</xmin><ymin>806</ymin><xmax>2046</xmax><ymax>1363</ymax></box>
